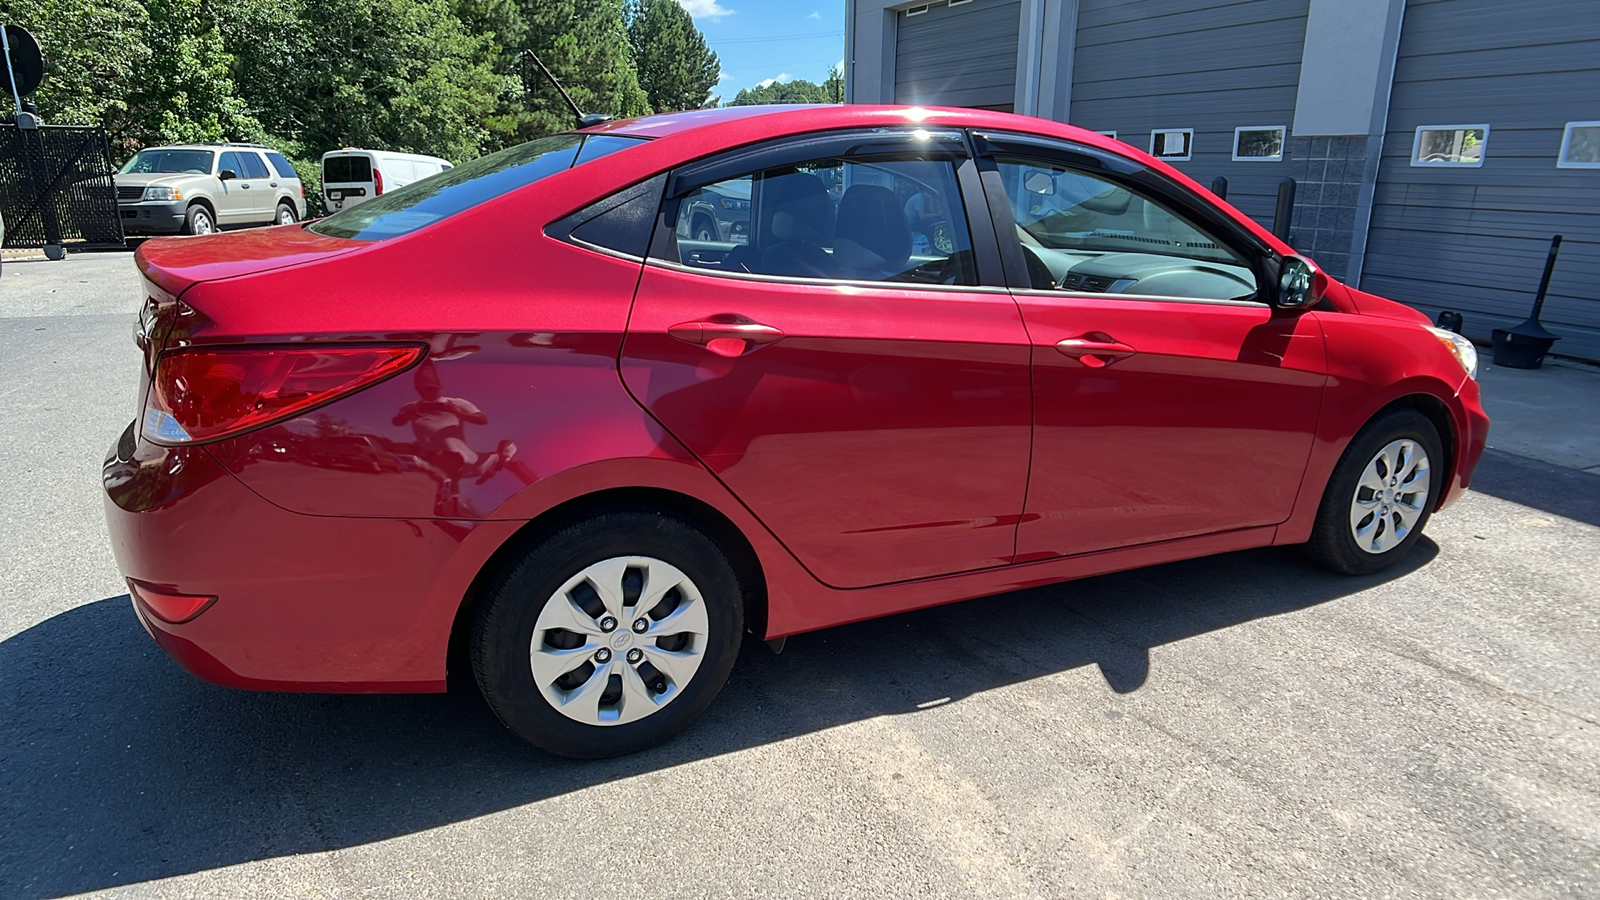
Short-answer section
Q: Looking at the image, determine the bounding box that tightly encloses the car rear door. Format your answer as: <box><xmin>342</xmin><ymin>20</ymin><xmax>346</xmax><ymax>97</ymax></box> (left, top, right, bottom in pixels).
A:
<box><xmin>237</xmin><ymin>150</ymin><xmax>275</xmax><ymax>221</ymax></box>
<box><xmin>621</xmin><ymin>129</ymin><xmax>1033</xmax><ymax>588</ymax></box>
<box><xmin>974</xmin><ymin>132</ymin><xmax>1328</xmax><ymax>561</ymax></box>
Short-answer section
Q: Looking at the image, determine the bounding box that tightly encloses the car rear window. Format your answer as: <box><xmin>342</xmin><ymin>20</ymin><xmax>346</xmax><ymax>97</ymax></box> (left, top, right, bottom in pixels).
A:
<box><xmin>309</xmin><ymin>133</ymin><xmax>647</xmax><ymax>242</ymax></box>
<box><xmin>323</xmin><ymin>155</ymin><xmax>373</xmax><ymax>184</ymax></box>
<box><xmin>265</xmin><ymin>151</ymin><xmax>299</xmax><ymax>179</ymax></box>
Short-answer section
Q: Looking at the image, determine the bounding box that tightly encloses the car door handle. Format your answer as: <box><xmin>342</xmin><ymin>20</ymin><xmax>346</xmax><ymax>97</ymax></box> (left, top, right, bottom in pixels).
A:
<box><xmin>669</xmin><ymin>319</ymin><xmax>785</xmax><ymax>357</ymax></box>
<box><xmin>1055</xmin><ymin>334</ymin><xmax>1137</xmax><ymax>368</ymax></box>
<box><xmin>240</xmin><ymin>183</ymin><xmax>251</xmax><ymax>189</ymax></box>
<box><xmin>269</xmin><ymin>181</ymin><xmax>278</xmax><ymax>188</ymax></box>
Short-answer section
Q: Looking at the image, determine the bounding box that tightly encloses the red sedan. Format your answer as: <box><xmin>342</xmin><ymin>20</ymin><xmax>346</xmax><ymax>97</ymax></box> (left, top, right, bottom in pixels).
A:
<box><xmin>105</xmin><ymin>105</ymin><xmax>1488</xmax><ymax>757</ymax></box>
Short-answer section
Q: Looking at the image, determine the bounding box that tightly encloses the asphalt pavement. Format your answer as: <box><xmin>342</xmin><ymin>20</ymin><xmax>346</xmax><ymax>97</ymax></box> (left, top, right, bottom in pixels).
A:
<box><xmin>2</xmin><ymin>252</ymin><xmax>1597</xmax><ymax>899</ymax></box>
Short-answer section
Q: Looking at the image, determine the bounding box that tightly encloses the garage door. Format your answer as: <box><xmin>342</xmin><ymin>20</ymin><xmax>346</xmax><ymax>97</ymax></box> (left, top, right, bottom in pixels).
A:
<box><xmin>1069</xmin><ymin>0</ymin><xmax>1311</xmax><ymax>226</ymax></box>
<box><xmin>1361</xmin><ymin>0</ymin><xmax>1600</xmax><ymax>362</ymax></box>
<box><xmin>893</xmin><ymin>0</ymin><xmax>1019</xmax><ymax>111</ymax></box>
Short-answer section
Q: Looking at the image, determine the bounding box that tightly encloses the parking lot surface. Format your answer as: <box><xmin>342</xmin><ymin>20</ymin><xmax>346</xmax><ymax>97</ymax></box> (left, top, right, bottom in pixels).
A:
<box><xmin>2</xmin><ymin>254</ymin><xmax>1597</xmax><ymax>898</ymax></box>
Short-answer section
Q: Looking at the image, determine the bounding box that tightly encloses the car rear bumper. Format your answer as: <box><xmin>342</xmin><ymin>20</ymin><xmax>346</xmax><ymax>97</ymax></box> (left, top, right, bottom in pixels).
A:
<box><xmin>103</xmin><ymin>422</ymin><xmax>464</xmax><ymax>692</ymax></box>
<box><xmin>119</xmin><ymin>201</ymin><xmax>187</xmax><ymax>235</ymax></box>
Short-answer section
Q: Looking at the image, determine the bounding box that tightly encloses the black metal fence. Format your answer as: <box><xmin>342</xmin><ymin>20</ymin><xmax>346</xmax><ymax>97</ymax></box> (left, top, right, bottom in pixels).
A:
<box><xmin>0</xmin><ymin>123</ymin><xmax>124</xmax><ymax>249</ymax></box>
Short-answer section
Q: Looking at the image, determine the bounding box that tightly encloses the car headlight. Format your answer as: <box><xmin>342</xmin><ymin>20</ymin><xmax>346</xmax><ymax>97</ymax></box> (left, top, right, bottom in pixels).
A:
<box><xmin>1425</xmin><ymin>326</ymin><xmax>1478</xmax><ymax>380</ymax></box>
<box><xmin>143</xmin><ymin>186</ymin><xmax>182</xmax><ymax>202</ymax></box>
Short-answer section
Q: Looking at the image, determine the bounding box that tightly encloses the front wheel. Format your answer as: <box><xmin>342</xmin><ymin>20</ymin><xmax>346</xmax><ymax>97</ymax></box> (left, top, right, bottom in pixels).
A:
<box><xmin>470</xmin><ymin>511</ymin><xmax>744</xmax><ymax>758</ymax></box>
<box><xmin>1305</xmin><ymin>408</ymin><xmax>1443</xmax><ymax>575</ymax></box>
<box><xmin>182</xmin><ymin>204</ymin><xmax>215</xmax><ymax>236</ymax></box>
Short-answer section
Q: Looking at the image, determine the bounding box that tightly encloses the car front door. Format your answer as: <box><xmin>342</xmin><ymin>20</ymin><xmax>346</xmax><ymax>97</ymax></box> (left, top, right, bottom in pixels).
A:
<box><xmin>622</xmin><ymin>129</ymin><xmax>1033</xmax><ymax>588</ymax></box>
<box><xmin>977</xmin><ymin>134</ymin><xmax>1328</xmax><ymax>561</ymax></box>
<box><xmin>214</xmin><ymin>151</ymin><xmax>254</xmax><ymax>225</ymax></box>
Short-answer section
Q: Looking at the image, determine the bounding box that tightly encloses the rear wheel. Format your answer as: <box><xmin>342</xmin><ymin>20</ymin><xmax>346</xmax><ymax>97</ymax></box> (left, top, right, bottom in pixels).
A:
<box><xmin>183</xmin><ymin>204</ymin><xmax>214</xmax><ymax>236</ymax></box>
<box><xmin>1306</xmin><ymin>408</ymin><xmax>1443</xmax><ymax>575</ymax></box>
<box><xmin>471</xmin><ymin>511</ymin><xmax>744</xmax><ymax>758</ymax></box>
<box><xmin>275</xmin><ymin>202</ymin><xmax>298</xmax><ymax>225</ymax></box>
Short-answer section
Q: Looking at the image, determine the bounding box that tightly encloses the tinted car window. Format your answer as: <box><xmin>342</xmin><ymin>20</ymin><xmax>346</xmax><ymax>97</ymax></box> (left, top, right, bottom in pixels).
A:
<box><xmin>218</xmin><ymin>151</ymin><xmax>244</xmax><ymax>178</ymax></box>
<box><xmin>238</xmin><ymin>151</ymin><xmax>271</xmax><ymax>180</ymax></box>
<box><xmin>265</xmin><ymin>151</ymin><xmax>299</xmax><ymax>179</ymax></box>
<box><xmin>310</xmin><ymin>134</ymin><xmax>646</xmax><ymax>241</ymax></box>
<box><xmin>120</xmin><ymin>149</ymin><xmax>214</xmax><ymax>175</ymax></box>
<box><xmin>664</xmin><ymin>153</ymin><xmax>976</xmax><ymax>286</ymax></box>
<box><xmin>323</xmin><ymin>155</ymin><xmax>373</xmax><ymax>184</ymax></box>
<box><xmin>995</xmin><ymin>156</ymin><xmax>1258</xmax><ymax>300</ymax></box>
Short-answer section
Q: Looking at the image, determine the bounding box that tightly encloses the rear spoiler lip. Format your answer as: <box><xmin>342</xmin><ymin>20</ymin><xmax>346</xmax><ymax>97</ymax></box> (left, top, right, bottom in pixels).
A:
<box><xmin>134</xmin><ymin>228</ymin><xmax>365</xmax><ymax>298</ymax></box>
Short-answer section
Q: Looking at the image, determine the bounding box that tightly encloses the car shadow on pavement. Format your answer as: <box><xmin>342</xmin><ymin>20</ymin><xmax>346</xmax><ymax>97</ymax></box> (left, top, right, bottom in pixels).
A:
<box><xmin>0</xmin><ymin>541</ymin><xmax>1435</xmax><ymax>897</ymax></box>
<box><xmin>1468</xmin><ymin>448</ymin><xmax>1600</xmax><ymax>528</ymax></box>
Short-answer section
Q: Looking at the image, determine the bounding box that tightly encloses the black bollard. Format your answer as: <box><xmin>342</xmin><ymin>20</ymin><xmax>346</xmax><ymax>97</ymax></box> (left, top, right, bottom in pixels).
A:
<box><xmin>1272</xmin><ymin>177</ymin><xmax>1296</xmax><ymax>242</ymax></box>
<box><xmin>1210</xmin><ymin>175</ymin><xmax>1227</xmax><ymax>199</ymax></box>
<box><xmin>1491</xmin><ymin>235</ymin><xmax>1563</xmax><ymax>369</ymax></box>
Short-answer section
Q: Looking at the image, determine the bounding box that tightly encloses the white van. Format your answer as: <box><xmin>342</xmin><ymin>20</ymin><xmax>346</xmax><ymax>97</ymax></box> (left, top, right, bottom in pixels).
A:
<box><xmin>320</xmin><ymin>149</ymin><xmax>452</xmax><ymax>212</ymax></box>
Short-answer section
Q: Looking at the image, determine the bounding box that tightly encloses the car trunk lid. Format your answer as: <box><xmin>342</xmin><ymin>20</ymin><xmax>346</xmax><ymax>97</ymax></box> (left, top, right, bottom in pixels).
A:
<box><xmin>135</xmin><ymin>225</ymin><xmax>364</xmax><ymax>297</ymax></box>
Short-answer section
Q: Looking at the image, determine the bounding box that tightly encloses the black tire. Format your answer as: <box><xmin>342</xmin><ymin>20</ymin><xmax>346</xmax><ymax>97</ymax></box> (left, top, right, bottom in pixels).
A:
<box><xmin>692</xmin><ymin>217</ymin><xmax>716</xmax><ymax>242</ymax></box>
<box><xmin>470</xmin><ymin>510</ymin><xmax>744</xmax><ymax>758</ymax></box>
<box><xmin>1305</xmin><ymin>407</ymin><xmax>1444</xmax><ymax>575</ymax></box>
<box><xmin>275</xmin><ymin>202</ymin><xmax>298</xmax><ymax>225</ymax></box>
<box><xmin>183</xmin><ymin>204</ymin><xmax>215</xmax><ymax>236</ymax></box>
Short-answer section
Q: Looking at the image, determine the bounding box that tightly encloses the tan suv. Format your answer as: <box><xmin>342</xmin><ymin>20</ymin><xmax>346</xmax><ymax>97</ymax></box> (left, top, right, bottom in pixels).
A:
<box><xmin>116</xmin><ymin>143</ymin><xmax>305</xmax><ymax>236</ymax></box>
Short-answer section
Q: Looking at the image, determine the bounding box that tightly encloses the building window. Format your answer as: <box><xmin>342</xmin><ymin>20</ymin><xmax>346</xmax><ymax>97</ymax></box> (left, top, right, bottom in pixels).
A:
<box><xmin>1558</xmin><ymin>122</ymin><xmax>1600</xmax><ymax>169</ymax></box>
<box><xmin>904</xmin><ymin>4</ymin><xmax>929</xmax><ymax>16</ymax></box>
<box><xmin>1411</xmin><ymin>125</ymin><xmax>1488</xmax><ymax>167</ymax></box>
<box><xmin>1232</xmin><ymin>126</ymin><xmax>1285</xmax><ymax>162</ymax></box>
<box><xmin>1096</xmin><ymin>131</ymin><xmax>1118</xmax><ymax>141</ymax></box>
<box><xmin>1149</xmin><ymin>129</ymin><xmax>1192</xmax><ymax>161</ymax></box>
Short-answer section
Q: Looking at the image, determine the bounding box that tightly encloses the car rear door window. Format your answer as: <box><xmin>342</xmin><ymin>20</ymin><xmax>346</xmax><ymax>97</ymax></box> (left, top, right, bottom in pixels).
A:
<box><xmin>239</xmin><ymin>151</ymin><xmax>271</xmax><ymax>180</ymax></box>
<box><xmin>993</xmin><ymin>156</ymin><xmax>1258</xmax><ymax>301</ymax></box>
<box><xmin>662</xmin><ymin>149</ymin><xmax>977</xmax><ymax>286</ymax></box>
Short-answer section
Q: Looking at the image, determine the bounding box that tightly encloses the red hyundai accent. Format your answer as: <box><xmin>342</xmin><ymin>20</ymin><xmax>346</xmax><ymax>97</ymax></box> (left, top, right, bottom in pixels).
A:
<box><xmin>105</xmin><ymin>105</ymin><xmax>1488</xmax><ymax>757</ymax></box>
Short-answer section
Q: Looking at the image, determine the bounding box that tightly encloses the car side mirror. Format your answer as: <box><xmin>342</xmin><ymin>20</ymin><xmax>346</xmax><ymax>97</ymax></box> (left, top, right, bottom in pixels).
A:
<box><xmin>1274</xmin><ymin>254</ymin><xmax>1323</xmax><ymax>310</ymax></box>
<box><xmin>218</xmin><ymin>169</ymin><xmax>236</xmax><ymax>181</ymax></box>
<box><xmin>1023</xmin><ymin>171</ymin><xmax>1056</xmax><ymax>196</ymax></box>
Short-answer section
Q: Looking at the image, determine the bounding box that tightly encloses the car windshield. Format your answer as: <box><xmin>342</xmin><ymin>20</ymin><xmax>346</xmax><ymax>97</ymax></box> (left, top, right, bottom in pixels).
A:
<box><xmin>120</xmin><ymin>149</ymin><xmax>214</xmax><ymax>175</ymax></box>
<box><xmin>309</xmin><ymin>133</ymin><xmax>647</xmax><ymax>241</ymax></box>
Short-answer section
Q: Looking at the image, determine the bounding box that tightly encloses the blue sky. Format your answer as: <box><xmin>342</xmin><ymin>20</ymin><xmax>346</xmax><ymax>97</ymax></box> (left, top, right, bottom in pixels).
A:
<box><xmin>673</xmin><ymin>0</ymin><xmax>847</xmax><ymax>99</ymax></box>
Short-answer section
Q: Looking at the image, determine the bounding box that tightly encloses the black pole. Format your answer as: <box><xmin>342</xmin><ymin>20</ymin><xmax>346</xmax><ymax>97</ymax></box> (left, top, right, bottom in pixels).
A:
<box><xmin>1210</xmin><ymin>175</ymin><xmax>1227</xmax><ymax>199</ymax></box>
<box><xmin>1528</xmin><ymin>234</ymin><xmax>1563</xmax><ymax>321</ymax></box>
<box><xmin>1272</xmin><ymin>177</ymin><xmax>1296</xmax><ymax>242</ymax></box>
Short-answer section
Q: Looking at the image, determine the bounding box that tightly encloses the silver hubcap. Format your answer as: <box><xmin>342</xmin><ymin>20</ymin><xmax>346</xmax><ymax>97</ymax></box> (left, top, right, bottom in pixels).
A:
<box><xmin>278</xmin><ymin>207</ymin><xmax>295</xmax><ymax>224</ymax></box>
<box><xmin>193</xmin><ymin>213</ymin><xmax>212</xmax><ymax>234</ymax></box>
<box><xmin>1349</xmin><ymin>439</ymin><xmax>1430</xmax><ymax>554</ymax></box>
<box><xmin>531</xmin><ymin>556</ymin><xmax>709</xmax><ymax>726</ymax></box>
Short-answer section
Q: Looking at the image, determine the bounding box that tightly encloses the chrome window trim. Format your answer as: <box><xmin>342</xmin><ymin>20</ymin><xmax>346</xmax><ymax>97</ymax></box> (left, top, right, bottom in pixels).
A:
<box><xmin>1009</xmin><ymin>287</ymin><xmax>1267</xmax><ymax>308</ymax></box>
<box><xmin>643</xmin><ymin>257</ymin><xmax>1013</xmax><ymax>295</ymax></box>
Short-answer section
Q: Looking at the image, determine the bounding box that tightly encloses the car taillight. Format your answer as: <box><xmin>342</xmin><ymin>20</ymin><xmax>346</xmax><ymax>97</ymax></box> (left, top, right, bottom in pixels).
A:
<box><xmin>142</xmin><ymin>344</ymin><xmax>423</xmax><ymax>444</ymax></box>
<box><xmin>373</xmin><ymin>168</ymin><xmax>384</xmax><ymax>195</ymax></box>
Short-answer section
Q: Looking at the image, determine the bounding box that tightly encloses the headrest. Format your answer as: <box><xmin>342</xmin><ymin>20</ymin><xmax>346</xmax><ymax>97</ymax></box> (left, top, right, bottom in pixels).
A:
<box><xmin>764</xmin><ymin>170</ymin><xmax>831</xmax><ymax>243</ymax></box>
<box><xmin>833</xmin><ymin>184</ymin><xmax>911</xmax><ymax>272</ymax></box>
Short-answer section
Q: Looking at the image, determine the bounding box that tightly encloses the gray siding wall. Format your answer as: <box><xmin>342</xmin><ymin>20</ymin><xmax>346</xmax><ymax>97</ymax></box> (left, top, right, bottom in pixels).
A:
<box><xmin>894</xmin><ymin>0</ymin><xmax>1021</xmax><ymax>110</ymax></box>
<box><xmin>1069</xmin><ymin>0</ymin><xmax>1311</xmax><ymax>226</ymax></box>
<box><xmin>1361</xmin><ymin>0</ymin><xmax>1600</xmax><ymax>362</ymax></box>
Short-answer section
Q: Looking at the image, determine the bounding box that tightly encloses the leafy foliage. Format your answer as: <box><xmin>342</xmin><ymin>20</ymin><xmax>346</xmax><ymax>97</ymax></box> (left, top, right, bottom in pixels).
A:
<box><xmin>627</xmin><ymin>0</ymin><xmax>719</xmax><ymax>112</ymax></box>
<box><xmin>728</xmin><ymin>78</ymin><xmax>829</xmax><ymax>107</ymax></box>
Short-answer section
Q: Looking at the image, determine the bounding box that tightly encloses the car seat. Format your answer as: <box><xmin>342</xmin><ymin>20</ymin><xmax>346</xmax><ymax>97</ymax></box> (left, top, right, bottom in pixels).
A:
<box><xmin>752</xmin><ymin>170</ymin><xmax>834</xmax><ymax>278</ymax></box>
<box><xmin>831</xmin><ymin>185</ymin><xmax>912</xmax><ymax>282</ymax></box>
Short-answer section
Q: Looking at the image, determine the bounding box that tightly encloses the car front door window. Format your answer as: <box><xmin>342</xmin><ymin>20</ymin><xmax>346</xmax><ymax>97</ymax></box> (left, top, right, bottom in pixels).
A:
<box><xmin>995</xmin><ymin>157</ymin><xmax>1258</xmax><ymax>301</ymax></box>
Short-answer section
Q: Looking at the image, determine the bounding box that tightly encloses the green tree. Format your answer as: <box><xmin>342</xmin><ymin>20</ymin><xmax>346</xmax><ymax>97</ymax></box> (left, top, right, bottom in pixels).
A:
<box><xmin>0</xmin><ymin>0</ymin><xmax>149</xmax><ymax>137</ymax></box>
<box><xmin>626</xmin><ymin>0</ymin><xmax>719</xmax><ymax>112</ymax></box>
<box><xmin>117</xmin><ymin>0</ymin><xmax>259</xmax><ymax>147</ymax></box>
<box><xmin>728</xmin><ymin>78</ymin><xmax>828</xmax><ymax>106</ymax></box>
<box><xmin>824</xmin><ymin>64</ymin><xmax>844</xmax><ymax>104</ymax></box>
